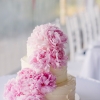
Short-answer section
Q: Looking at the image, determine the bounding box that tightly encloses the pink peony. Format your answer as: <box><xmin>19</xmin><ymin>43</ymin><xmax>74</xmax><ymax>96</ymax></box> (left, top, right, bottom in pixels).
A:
<box><xmin>29</xmin><ymin>47</ymin><xmax>68</xmax><ymax>69</ymax></box>
<box><xmin>29</xmin><ymin>48</ymin><xmax>50</xmax><ymax>71</ymax></box>
<box><xmin>34</xmin><ymin>72</ymin><xmax>56</xmax><ymax>94</ymax></box>
<box><xmin>4</xmin><ymin>78</ymin><xmax>20</xmax><ymax>100</ymax></box>
<box><xmin>27</xmin><ymin>23</ymin><xmax>67</xmax><ymax>49</ymax></box>
<box><xmin>4</xmin><ymin>68</ymin><xmax>56</xmax><ymax>100</ymax></box>
<box><xmin>16</xmin><ymin>68</ymin><xmax>38</xmax><ymax>95</ymax></box>
<box><xmin>46</xmin><ymin>27</ymin><xmax>67</xmax><ymax>47</ymax></box>
<box><xmin>17</xmin><ymin>68</ymin><xmax>36</xmax><ymax>80</ymax></box>
<box><xmin>49</xmin><ymin>47</ymin><xmax>68</xmax><ymax>68</ymax></box>
<box><xmin>27</xmin><ymin>24</ymin><xmax>50</xmax><ymax>49</ymax></box>
<box><xmin>17</xmin><ymin>68</ymin><xmax>56</xmax><ymax>94</ymax></box>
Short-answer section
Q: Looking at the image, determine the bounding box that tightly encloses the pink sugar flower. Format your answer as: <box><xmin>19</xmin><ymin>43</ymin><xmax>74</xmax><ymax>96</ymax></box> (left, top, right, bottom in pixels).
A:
<box><xmin>29</xmin><ymin>48</ymin><xmax>50</xmax><ymax>71</ymax></box>
<box><xmin>16</xmin><ymin>68</ymin><xmax>38</xmax><ymax>95</ymax></box>
<box><xmin>49</xmin><ymin>47</ymin><xmax>68</xmax><ymax>68</ymax></box>
<box><xmin>27</xmin><ymin>24</ymin><xmax>50</xmax><ymax>49</ymax></box>
<box><xmin>27</xmin><ymin>23</ymin><xmax>67</xmax><ymax>50</ymax></box>
<box><xmin>4</xmin><ymin>68</ymin><xmax>56</xmax><ymax>100</ymax></box>
<box><xmin>17</xmin><ymin>69</ymin><xmax>56</xmax><ymax>96</ymax></box>
<box><xmin>17</xmin><ymin>68</ymin><xmax>36</xmax><ymax>80</ymax></box>
<box><xmin>46</xmin><ymin>27</ymin><xmax>67</xmax><ymax>47</ymax></box>
<box><xmin>4</xmin><ymin>78</ymin><xmax>20</xmax><ymax>100</ymax></box>
<box><xmin>34</xmin><ymin>72</ymin><xmax>56</xmax><ymax>94</ymax></box>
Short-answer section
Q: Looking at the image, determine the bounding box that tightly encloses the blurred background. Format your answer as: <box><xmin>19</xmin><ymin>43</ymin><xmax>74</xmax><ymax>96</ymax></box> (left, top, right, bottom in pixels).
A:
<box><xmin>0</xmin><ymin>0</ymin><xmax>100</xmax><ymax>76</ymax></box>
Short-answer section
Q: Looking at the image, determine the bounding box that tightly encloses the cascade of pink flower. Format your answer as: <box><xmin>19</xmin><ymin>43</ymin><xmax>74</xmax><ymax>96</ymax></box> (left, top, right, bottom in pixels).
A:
<box><xmin>4</xmin><ymin>23</ymin><xmax>68</xmax><ymax>100</ymax></box>
<box><xmin>28</xmin><ymin>23</ymin><xmax>68</xmax><ymax>70</ymax></box>
<box><xmin>4</xmin><ymin>68</ymin><xmax>56</xmax><ymax>100</ymax></box>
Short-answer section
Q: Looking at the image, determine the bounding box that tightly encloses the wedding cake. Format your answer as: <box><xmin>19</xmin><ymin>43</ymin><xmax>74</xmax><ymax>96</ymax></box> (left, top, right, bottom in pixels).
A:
<box><xmin>4</xmin><ymin>23</ymin><xmax>76</xmax><ymax>100</ymax></box>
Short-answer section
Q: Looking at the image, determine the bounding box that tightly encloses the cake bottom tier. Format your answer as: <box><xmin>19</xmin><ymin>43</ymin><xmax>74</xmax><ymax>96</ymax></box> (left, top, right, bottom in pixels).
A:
<box><xmin>45</xmin><ymin>74</ymin><xmax>76</xmax><ymax>100</ymax></box>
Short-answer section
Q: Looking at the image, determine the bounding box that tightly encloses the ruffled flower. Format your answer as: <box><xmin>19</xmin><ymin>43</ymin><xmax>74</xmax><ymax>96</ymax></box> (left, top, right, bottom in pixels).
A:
<box><xmin>4</xmin><ymin>79</ymin><xmax>20</xmax><ymax>100</ymax></box>
<box><xmin>49</xmin><ymin>47</ymin><xmax>68</xmax><ymax>68</ymax></box>
<box><xmin>29</xmin><ymin>48</ymin><xmax>50</xmax><ymax>71</ymax></box>
<box><xmin>17</xmin><ymin>69</ymin><xmax>56</xmax><ymax>95</ymax></box>
<box><xmin>29</xmin><ymin>47</ymin><xmax>68</xmax><ymax>69</ymax></box>
<box><xmin>34</xmin><ymin>72</ymin><xmax>56</xmax><ymax>94</ymax></box>
<box><xmin>16</xmin><ymin>68</ymin><xmax>38</xmax><ymax>96</ymax></box>
<box><xmin>27</xmin><ymin>23</ymin><xmax>67</xmax><ymax>49</ymax></box>
<box><xmin>4</xmin><ymin>68</ymin><xmax>56</xmax><ymax>100</ymax></box>
<box><xmin>46</xmin><ymin>27</ymin><xmax>67</xmax><ymax>47</ymax></box>
<box><xmin>17</xmin><ymin>68</ymin><xmax>36</xmax><ymax>80</ymax></box>
<box><xmin>27</xmin><ymin>24</ymin><xmax>50</xmax><ymax>50</ymax></box>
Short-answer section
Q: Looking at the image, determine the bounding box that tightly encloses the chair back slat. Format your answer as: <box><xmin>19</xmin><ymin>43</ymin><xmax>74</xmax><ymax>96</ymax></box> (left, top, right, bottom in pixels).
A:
<box><xmin>78</xmin><ymin>12</ymin><xmax>88</xmax><ymax>49</ymax></box>
<box><xmin>66</xmin><ymin>17</ymin><xmax>75</xmax><ymax>60</ymax></box>
<box><xmin>66</xmin><ymin>15</ymin><xmax>82</xmax><ymax>60</ymax></box>
<box><xmin>94</xmin><ymin>6</ymin><xmax>100</xmax><ymax>38</ymax></box>
<box><xmin>84</xmin><ymin>12</ymin><xmax>93</xmax><ymax>44</ymax></box>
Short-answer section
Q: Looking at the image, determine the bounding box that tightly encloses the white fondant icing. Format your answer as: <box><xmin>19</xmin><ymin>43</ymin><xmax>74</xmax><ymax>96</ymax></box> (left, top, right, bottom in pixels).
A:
<box><xmin>45</xmin><ymin>75</ymin><xmax>76</xmax><ymax>100</ymax></box>
<box><xmin>21</xmin><ymin>56</ymin><xmax>67</xmax><ymax>84</ymax></box>
<box><xmin>27</xmin><ymin>44</ymin><xmax>35</xmax><ymax>57</ymax></box>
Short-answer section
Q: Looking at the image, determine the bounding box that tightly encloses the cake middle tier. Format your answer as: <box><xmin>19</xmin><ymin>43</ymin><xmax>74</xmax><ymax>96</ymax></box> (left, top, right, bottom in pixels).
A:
<box><xmin>21</xmin><ymin>56</ymin><xmax>67</xmax><ymax>84</ymax></box>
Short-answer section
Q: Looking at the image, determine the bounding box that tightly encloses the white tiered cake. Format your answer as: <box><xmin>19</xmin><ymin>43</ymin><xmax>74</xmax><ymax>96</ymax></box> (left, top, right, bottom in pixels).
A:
<box><xmin>4</xmin><ymin>24</ymin><xmax>76</xmax><ymax>100</ymax></box>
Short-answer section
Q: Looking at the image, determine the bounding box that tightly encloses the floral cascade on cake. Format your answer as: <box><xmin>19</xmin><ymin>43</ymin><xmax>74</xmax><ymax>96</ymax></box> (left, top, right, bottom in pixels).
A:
<box><xmin>4</xmin><ymin>23</ymin><xmax>76</xmax><ymax>100</ymax></box>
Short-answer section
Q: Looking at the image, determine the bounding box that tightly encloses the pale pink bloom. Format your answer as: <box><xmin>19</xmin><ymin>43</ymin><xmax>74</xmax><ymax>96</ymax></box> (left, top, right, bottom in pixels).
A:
<box><xmin>27</xmin><ymin>24</ymin><xmax>50</xmax><ymax>50</ymax></box>
<box><xmin>27</xmin><ymin>23</ymin><xmax>67</xmax><ymax>49</ymax></box>
<box><xmin>16</xmin><ymin>68</ymin><xmax>38</xmax><ymax>95</ymax></box>
<box><xmin>4</xmin><ymin>68</ymin><xmax>56</xmax><ymax>100</ymax></box>
<box><xmin>34</xmin><ymin>72</ymin><xmax>56</xmax><ymax>94</ymax></box>
<box><xmin>49</xmin><ymin>47</ymin><xmax>68</xmax><ymax>68</ymax></box>
<box><xmin>29</xmin><ymin>48</ymin><xmax>50</xmax><ymax>71</ymax></box>
<box><xmin>4</xmin><ymin>78</ymin><xmax>20</xmax><ymax>100</ymax></box>
<box><xmin>17</xmin><ymin>68</ymin><xmax>36</xmax><ymax>80</ymax></box>
<box><xmin>17</xmin><ymin>69</ymin><xmax>56</xmax><ymax>96</ymax></box>
<box><xmin>29</xmin><ymin>47</ymin><xmax>68</xmax><ymax>69</ymax></box>
<box><xmin>46</xmin><ymin>27</ymin><xmax>67</xmax><ymax>47</ymax></box>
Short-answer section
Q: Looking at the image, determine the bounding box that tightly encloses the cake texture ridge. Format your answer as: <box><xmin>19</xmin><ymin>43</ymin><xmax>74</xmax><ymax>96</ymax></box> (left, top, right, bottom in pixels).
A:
<box><xmin>4</xmin><ymin>23</ymin><xmax>76</xmax><ymax>100</ymax></box>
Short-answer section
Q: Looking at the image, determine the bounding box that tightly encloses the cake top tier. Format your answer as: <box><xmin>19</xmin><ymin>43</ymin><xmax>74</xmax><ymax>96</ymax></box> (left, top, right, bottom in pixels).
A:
<box><xmin>27</xmin><ymin>23</ymin><xmax>68</xmax><ymax>70</ymax></box>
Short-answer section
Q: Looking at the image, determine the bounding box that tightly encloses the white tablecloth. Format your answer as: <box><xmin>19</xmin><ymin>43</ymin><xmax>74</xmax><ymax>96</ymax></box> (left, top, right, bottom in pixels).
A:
<box><xmin>80</xmin><ymin>47</ymin><xmax>100</xmax><ymax>81</ymax></box>
<box><xmin>76</xmin><ymin>76</ymin><xmax>100</xmax><ymax>100</ymax></box>
<box><xmin>1</xmin><ymin>74</ymin><xmax>100</xmax><ymax>100</ymax></box>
